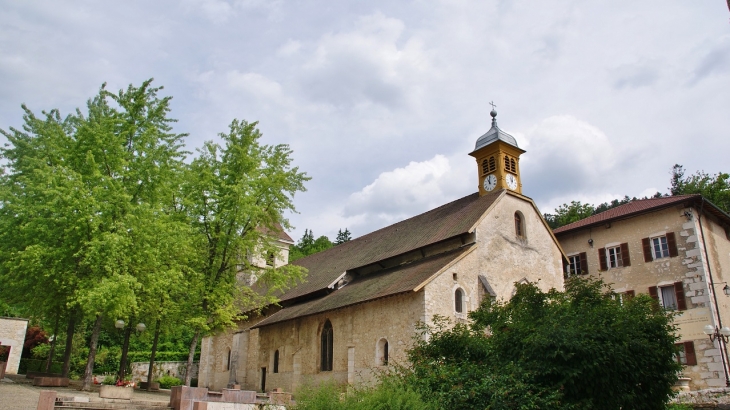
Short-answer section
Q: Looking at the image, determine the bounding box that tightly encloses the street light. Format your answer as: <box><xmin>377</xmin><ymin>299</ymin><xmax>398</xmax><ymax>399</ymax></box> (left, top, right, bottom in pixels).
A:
<box><xmin>703</xmin><ymin>325</ymin><xmax>730</xmax><ymax>387</ymax></box>
<box><xmin>116</xmin><ymin>319</ymin><xmax>146</xmax><ymax>383</ymax></box>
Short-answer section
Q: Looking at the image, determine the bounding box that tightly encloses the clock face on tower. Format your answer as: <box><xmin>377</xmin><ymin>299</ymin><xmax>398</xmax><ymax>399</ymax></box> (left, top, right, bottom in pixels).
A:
<box><xmin>483</xmin><ymin>174</ymin><xmax>497</xmax><ymax>191</ymax></box>
<box><xmin>506</xmin><ymin>174</ymin><xmax>518</xmax><ymax>190</ymax></box>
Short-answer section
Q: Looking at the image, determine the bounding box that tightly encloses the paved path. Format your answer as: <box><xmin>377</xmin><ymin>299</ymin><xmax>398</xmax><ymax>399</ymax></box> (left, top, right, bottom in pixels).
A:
<box><xmin>0</xmin><ymin>376</ymin><xmax>171</xmax><ymax>410</ymax></box>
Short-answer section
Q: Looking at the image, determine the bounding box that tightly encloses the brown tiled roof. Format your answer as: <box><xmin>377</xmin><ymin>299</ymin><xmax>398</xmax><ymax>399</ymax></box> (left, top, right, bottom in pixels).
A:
<box><xmin>257</xmin><ymin>222</ymin><xmax>294</xmax><ymax>243</ymax></box>
<box><xmin>253</xmin><ymin>246</ymin><xmax>474</xmax><ymax>328</ymax></box>
<box><xmin>281</xmin><ymin>189</ymin><xmax>504</xmax><ymax>303</ymax></box>
<box><xmin>553</xmin><ymin>195</ymin><xmax>705</xmax><ymax>234</ymax></box>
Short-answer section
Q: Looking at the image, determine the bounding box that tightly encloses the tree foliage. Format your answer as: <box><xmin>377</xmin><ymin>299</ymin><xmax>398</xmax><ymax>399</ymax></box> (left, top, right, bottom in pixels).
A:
<box><xmin>671</xmin><ymin>164</ymin><xmax>730</xmax><ymax>212</ymax></box>
<box><xmin>289</xmin><ymin>229</ymin><xmax>335</xmax><ymax>261</ymax></box>
<box><xmin>544</xmin><ymin>193</ymin><xmax>665</xmax><ymax>229</ymax></box>
<box><xmin>335</xmin><ymin>228</ymin><xmax>352</xmax><ymax>244</ymax></box>
<box><xmin>406</xmin><ymin>278</ymin><xmax>680</xmax><ymax>410</ymax></box>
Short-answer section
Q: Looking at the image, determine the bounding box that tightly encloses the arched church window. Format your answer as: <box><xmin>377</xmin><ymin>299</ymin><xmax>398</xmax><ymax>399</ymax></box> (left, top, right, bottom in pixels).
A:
<box><xmin>273</xmin><ymin>349</ymin><xmax>279</xmax><ymax>373</ymax></box>
<box><xmin>320</xmin><ymin>320</ymin><xmax>333</xmax><ymax>371</ymax></box>
<box><xmin>455</xmin><ymin>288</ymin><xmax>465</xmax><ymax>313</ymax></box>
<box><xmin>225</xmin><ymin>348</ymin><xmax>231</xmax><ymax>371</ymax></box>
<box><xmin>377</xmin><ymin>338</ymin><xmax>389</xmax><ymax>366</ymax></box>
<box><xmin>515</xmin><ymin>212</ymin><xmax>525</xmax><ymax>238</ymax></box>
<box><xmin>510</xmin><ymin>158</ymin><xmax>516</xmax><ymax>173</ymax></box>
<box><xmin>481</xmin><ymin>159</ymin><xmax>489</xmax><ymax>175</ymax></box>
<box><xmin>504</xmin><ymin>155</ymin><xmax>510</xmax><ymax>171</ymax></box>
<box><xmin>489</xmin><ymin>156</ymin><xmax>496</xmax><ymax>172</ymax></box>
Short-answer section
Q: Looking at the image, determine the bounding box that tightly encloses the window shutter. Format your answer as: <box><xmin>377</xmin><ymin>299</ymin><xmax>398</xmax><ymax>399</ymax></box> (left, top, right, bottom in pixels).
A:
<box><xmin>674</xmin><ymin>281</ymin><xmax>687</xmax><ymax>311</ymax></box>
<box><xmin>620</xmin><ymin>243</ymin><xmax>631</xmax><ymax>267</ymax></box>
<box><xmin>667</xmin><ymin>232</ymin><xmax>679</xmax><ymax>257</ymax></box>
<box><xmin>598</xmin><ymin>248</ymin><xmax>607</xmax><ymax>271</ymax></box>
<box><xmin>648</xmin><ymin>286</ymin><xmax>659</xmax><ymax>302</ymax></box>
<box><xmin>579</xmin><ymin>252</ymin><xmax>588</xmax><ymax>274</ymax></box>
<box><xmin>684</xmin><ymin>341</ymin><xmax>697</xmax><ymax>366</ymax></box>
<box><xmin>642</xmin><ymin>237</ymin><xmax>653</xmax><ymax>262</ymax></box>
<box><xmin>625</xmin><ymin>290</ymin><xmax>635</xmax><ymax>298</ymax></box>
<box><xmin>562</xmin><ymin>259</ymin><xmax>568</xmax><ymax>275</ymax></box>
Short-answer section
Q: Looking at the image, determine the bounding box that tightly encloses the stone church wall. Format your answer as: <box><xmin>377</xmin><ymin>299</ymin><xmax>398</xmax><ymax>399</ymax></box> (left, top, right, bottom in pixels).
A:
<box><xmin>424</xmin><ymin>194</ymin><xmax>564</xmax><ymax>323</ymax></box>
<box><xmin>200</xmin><ymin>291</ymin><xmax>424</xmax><ymax>392</ymax></box>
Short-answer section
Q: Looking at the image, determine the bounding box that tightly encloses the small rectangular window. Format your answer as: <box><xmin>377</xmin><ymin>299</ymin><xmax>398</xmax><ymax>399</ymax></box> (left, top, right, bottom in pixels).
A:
<box><xmin>568</xmin><ymin>255</ymin><xmax>581</xmax><ymax>276</ymax></box>
<box><xmin>660</xmin><ymin>285</ymin><xmax>678</xmax><ymax>310</ymax></box>
<box><xmin>607</xmin><ymin>246</ymin><xmax>623</xmax><ymax>268</ymax></box>
<box><xmin>652</xmin><ymin>236</ymin><xmax>670</xmax><ymax>259</ymax></box>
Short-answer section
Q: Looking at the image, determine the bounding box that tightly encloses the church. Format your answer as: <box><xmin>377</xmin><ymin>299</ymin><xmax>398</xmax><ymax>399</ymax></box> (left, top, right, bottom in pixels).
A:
<box><xmin>197</xmin><ymin>110</ymin><xmax>566</xmax><ymax>392</ymax></box>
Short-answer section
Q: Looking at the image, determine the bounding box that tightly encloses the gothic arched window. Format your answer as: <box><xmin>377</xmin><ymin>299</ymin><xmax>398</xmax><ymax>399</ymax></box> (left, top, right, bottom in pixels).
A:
<box><xmin>320</xmin><ymin>320</ymin><xmax>333</xmax><ymax>371</ymax></box>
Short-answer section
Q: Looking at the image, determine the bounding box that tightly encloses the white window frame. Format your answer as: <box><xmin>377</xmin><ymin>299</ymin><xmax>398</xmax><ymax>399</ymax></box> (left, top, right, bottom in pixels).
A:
<box><xmin>651</xmin><ymin>236</ymin><xmax>670</xmax><ymax>259</ymax></box>
<box><xmin>658</xmin><ymin>284</ymin><xmax>678</xmax><ymax>310</ymax></box>
<box><xmin>607</xmin><ymin>245</ymin><xmax>623</xmax><ymax>268</ymax></box>
<box><xmin>568</xmin><ymin>254</ymin><xmax>582</xmax><ymax>276</ymax></box>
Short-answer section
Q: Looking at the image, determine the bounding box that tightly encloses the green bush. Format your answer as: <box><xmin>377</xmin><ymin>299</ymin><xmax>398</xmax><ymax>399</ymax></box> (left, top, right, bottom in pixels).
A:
<box><xmin>18</xmin><ymin>358</ymin><xmax>63</xmax><ymax>374</ymax></box>
<box><xmin>293</xmin><ymin>376</ymin><xmax>433</xmax><ymax>410</ymax></box>
<box><xmin>156</xmin><ymin>375</ymin><xmax>182</xmax><ymax>389</ymax></box>
<box><xmin>102</xmin><ymin>375</ymin><xmax>117</xmax><ymax>385</ymax></box>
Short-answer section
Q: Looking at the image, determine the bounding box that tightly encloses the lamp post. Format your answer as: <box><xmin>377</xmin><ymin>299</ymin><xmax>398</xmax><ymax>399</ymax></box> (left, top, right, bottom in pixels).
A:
<box><xmin>703</xmin><ymin>324</ymin><xmax>730</xmax><ymax>387</ymax></box>
<box><xmin>116</xmin><ymin>319</ymin><xmax>146</xmax><ymax>383</ymax></box>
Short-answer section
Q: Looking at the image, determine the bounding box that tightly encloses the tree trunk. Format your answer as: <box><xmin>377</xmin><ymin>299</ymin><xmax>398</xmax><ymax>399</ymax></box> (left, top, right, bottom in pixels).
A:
<box><xmin>45</xmin><ymin>313</ymin><xmax>60</xmax><ymax>373</ymax></box>
<box><xmin>118</xmin><ymin>319</ymin><xmax>132</xmax><ymax>382</ymax></box>
<box><xmin>81</xmin><ymin>314</ymin><xmax>103</xmax><ymax>391</ymax></box>
<box><xmin>61</xmin><ymin>311</ymin><xmax>77</xmax><ymax>378</ymax></box>
<box><xmin>185</xmin><ymin>330</ymin><xmax>200</xmax><ymax>387</ymax></box>
<box><xmin>146</xmin><ymin>319</ymin><xmax>161</xmax><ymax>390</ymax></box>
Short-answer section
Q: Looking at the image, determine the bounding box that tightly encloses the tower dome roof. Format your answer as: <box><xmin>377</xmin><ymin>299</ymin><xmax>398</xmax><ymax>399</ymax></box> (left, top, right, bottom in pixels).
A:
<box><xmin>473</xmin><ymin>110</ymin><xmax>519</xmax><ymax>151</ymax></box>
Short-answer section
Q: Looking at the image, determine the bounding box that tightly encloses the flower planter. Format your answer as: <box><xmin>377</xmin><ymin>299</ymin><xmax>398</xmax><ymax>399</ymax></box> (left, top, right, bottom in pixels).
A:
<box><xmin>99</xmin><ymin>385</ymin><xmax>134</xmax><ymax>399</ymax></box>
<box><xmin>139</xmin><ymin>381</ymin><xmax>160</xmax><ymax>391</ymax></box>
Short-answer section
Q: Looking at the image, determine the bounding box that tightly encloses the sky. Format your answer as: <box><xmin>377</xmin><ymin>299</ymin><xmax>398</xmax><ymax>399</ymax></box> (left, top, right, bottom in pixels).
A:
<box><xmin>1</xmin><ymin>0</ymin><xmax>729</xmax><ymax>242</ymax></box>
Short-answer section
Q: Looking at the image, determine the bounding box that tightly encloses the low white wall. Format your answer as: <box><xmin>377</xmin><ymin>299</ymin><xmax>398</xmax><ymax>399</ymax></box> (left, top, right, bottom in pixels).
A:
<box><xmin>0</xmin><ymin>317</ymin><xmax>28</xmax><ymax>375</ymax></box>
<box><xmin>130</xmin><ymin>361</ymin><xmax>199</xmax><ymax>384</ymax></box>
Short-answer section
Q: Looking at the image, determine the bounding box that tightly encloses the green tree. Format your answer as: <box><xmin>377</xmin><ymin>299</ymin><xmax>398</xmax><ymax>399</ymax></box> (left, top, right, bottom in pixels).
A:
<box><xmin>407</xmin><ymin>278</ymin><xmax>680</xmax><ymax>410</ymax></box>
<box><xmin>543</xmin><ymin>201</ymin><xmax>595</xmax><ymax>229</ymax></box>
<box><xmin>290</xmin><ymin>230</ymin><xmax>334</xmax><ymax>261</ymax></box>
<box><xmin>671</xmin><ymin>164</ymin><xmax>730</xmax><ymax>212</ymax></box>
<box><xmin>0</xmin><ymin>80</ymin><xmax>191</xmax><ymax>389</ymax></box>
<box><xmin>180</xmin><ymin>119</ymin><xmax>308</xmax><ymax>385</ymax></box>
<box><xmin>335</xmin><ymin>228</ymin><xmax>352</xmax><ymax>244</ymax></box>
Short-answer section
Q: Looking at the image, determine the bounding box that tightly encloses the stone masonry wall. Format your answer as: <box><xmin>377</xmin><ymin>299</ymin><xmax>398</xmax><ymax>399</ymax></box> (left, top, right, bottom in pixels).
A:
<box><xmin>424</xmin><ymin>193</ymin><xmax>565</xmax><ymax>323</ymax></box>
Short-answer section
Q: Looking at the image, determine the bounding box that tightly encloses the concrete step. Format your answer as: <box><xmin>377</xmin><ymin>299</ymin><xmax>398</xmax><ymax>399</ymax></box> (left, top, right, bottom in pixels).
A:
<box><xmin>54</xmin><ymin>399</ymin><xmax>171</xmax><ymax>410</ymax></box>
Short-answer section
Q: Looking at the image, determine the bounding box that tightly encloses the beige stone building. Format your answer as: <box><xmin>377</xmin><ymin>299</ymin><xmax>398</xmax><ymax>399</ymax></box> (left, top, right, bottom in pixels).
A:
<box><xmin>0</xmin><ymin>316</ymin><xmax>28</xmax><ymax>376</ymax></box>
<box><xmin>554</xmin><ymin>195</ymin><xmax>730</xmax><ymax>390</ymax></box>
<box><xmin>198</xmin><ymin>111</ymin><xmax>566</xmax><ymax>392</ymax></box>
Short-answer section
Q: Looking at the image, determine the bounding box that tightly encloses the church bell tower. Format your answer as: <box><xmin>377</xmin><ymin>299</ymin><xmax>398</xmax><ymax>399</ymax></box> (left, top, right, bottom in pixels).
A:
<box><xmin>468</xmin><ymin>107</ymin><xmax>525</xmax><ymax>196</ymax></box>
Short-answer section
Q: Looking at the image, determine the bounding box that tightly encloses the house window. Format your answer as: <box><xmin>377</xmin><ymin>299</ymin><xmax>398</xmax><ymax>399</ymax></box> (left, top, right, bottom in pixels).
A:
<box><xmin>320</xmin><ymin>320</ymin><xmax>333</xmax><ymax>371</ymax></box>
<box><xmin>607</xmin><ymin>246</ymin><xmax>623</xmax><ymax>268</ymax></box>
<box><xmin>377</xmin><ymin>338</ymin><xmax>389</xmax><ymax>366</ymax></box>
<box><xmin>651</xmin><ymin>236</ymin><xmax>670</xmax><ymax>259</ymax></box>
<box><xmin>599</xmin><ymin>243</ymin><xmax>630</xmax><ymax>271</ymax></box>
<box><xmin>642</xmin><ymin>233</ymin><xmax>678</xmax><ymax>262</ymax></box>
<box><xmin>660</xmin><ymin>285</ymin><xmax>678</xmax><ymax>310</ymax></box>
<box><xmin>273</xmin><ymin>350</ymin><xmax>279</xmax><ymax>373</ymax></box>
<box><xmin>266</xmin><ymin>251</ymin><xmax>275</xmax><ymax>266</ymax></box>
<box><xmin>455</xmin><ymin>288</ymin><xmax>465</xmax><ymax>313</ymax></box>
<box><xmin>566</xmin><ymin>253</ymin><xmax>588</xmax><ymax>276</ymax></box>
<box><xmin>649</xmin><ymin>282</ymin><xmax>687</xmax><ymax>311</ymax></box>
<box><xmin>675</xmin><ymin>341</ymin><xmax>697</xmax><ymax>365</ymax></box>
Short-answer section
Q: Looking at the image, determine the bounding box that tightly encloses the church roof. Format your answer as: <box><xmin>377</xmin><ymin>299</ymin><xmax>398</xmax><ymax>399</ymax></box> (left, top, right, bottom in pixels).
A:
<box><xmin>553</xmin><ymin>194</ymin><xmax>730</xmax><ymax>234</ymax></box>
<box><xmin>279</xmin><ymin>189</ymin><xmax>504</xmax><ymax>303</ymax></box>
<box><xmin>472</xmin><ymin>111</ymin><xmax>520</xmax><ymax>151</ymax></box>
<box><xmin>252</xmin><ymin>246</ymin><xmax>474</xmax><ymax>328</ymax></box>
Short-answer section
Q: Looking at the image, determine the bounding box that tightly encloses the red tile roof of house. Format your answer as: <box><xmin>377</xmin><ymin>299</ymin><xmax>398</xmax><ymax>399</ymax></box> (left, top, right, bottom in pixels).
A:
<box><xmin>553</xmin><ymin>194</ymin><xmax>730</xmax><ymax>234</ymax></box>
